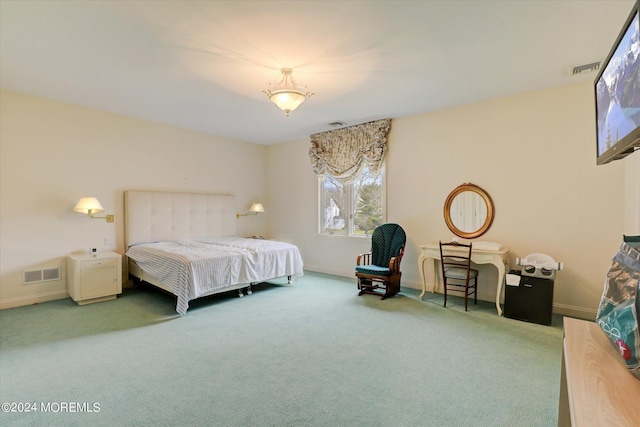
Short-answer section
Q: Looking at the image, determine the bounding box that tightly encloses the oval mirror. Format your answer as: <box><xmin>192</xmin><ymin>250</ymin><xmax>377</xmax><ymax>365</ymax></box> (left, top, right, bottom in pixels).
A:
<box><xmin>443</xmin><ymin>183</ymin><xmax>495</xmax><ymax>239</ymax></box>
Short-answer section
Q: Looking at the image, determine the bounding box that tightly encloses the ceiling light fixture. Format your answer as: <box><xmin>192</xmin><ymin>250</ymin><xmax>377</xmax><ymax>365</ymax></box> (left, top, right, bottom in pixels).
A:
<box><xmin>263</xmin><ymin>68</ymin><xmax>314</xmax><ymax>116</ymax></box>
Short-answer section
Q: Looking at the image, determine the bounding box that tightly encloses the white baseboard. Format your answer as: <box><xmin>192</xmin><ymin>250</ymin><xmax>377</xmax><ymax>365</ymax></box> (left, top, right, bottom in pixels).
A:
<box><xmin>2</xmin><ymin>270</ymin><xmax>597</xmax><ymax>321</ymax></box>
<box><xmin>303</xmin><ymin>265</ymin><xmax>353</xmax><ymax>281</ymax></box>
<box><xmin>303</xmin><ymin>265</ymin><xmax>423</xmax><ymax>289</ymax></box>
<box><xmin>304</xmin><ymin>266</ymin><xmax>597</xmax><ymax>320</ymax></box>
<box><xmin>0</xmin><ymin>290</ymin><xmax>69</xmax><ymax>310</ymax></box>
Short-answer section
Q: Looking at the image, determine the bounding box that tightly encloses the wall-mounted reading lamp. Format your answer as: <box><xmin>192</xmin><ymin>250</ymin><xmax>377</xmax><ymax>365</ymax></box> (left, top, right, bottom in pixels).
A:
<box><xmin>73</xmin><ymin>197</ymin><xmax>114</xmax><ymax>222</ymax></box>
<box><xmin>236</xmin><ymin>203</ymin><xmax>265</xmax><ymax>218</ymax></box>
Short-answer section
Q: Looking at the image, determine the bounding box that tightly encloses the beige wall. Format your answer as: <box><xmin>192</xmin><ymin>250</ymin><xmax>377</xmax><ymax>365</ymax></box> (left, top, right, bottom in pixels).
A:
<box><xmin>624</xmin><ymin>152</ymin><xmax>640</xmax><ymax>234</ymax></box>
<box><xmin>2</xmin><ymin>81</ymin><xmax>637</xmax><ymax>319</ymax></box>
<box><xmin>267</xmin><ymin>81</ymin><xmax>635</xmax><ymax>319</ymax></box>
<box><xmin>0</xmin><ymin>90</ymin><xmax>268</xmax><ymax>308</ymax></box>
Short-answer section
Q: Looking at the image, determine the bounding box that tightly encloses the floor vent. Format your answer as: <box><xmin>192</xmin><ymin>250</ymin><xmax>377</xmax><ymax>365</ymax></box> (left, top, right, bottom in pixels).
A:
<box><xmin>22</xmin><ymin>267</ymin><xmax>61</xmax><ymax>285</ymax></box>
<box><xmin>571</xmin><ymin>61</ymin><xmax>601</xmax><ymax>76</ymax></box>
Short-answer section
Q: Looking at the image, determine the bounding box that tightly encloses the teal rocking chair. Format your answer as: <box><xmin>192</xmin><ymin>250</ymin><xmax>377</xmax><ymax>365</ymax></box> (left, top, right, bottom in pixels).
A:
<box><xmin>355</xmin><ymin>223</ymin><xmax>407</xmax><ymax>300</ymax></box>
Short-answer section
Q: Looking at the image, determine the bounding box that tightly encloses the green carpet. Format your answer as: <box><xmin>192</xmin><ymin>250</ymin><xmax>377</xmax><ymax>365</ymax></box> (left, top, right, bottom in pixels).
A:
<box><xmin>0</xmin><ymin>272</ymin><xmax>563</xmax><ymax>426</ymax></box>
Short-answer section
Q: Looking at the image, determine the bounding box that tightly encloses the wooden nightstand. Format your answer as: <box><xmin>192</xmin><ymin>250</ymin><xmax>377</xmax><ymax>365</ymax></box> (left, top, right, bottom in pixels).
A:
<box><xmin>67</xmin><ymin>251</ymin><xmax>122</xmax><ymax>305</ymax></box>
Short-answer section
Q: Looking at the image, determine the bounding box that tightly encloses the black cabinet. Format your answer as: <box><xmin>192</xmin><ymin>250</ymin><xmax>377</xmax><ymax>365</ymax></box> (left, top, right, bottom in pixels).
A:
<box><xmin>504</xmin><ymin>275</ymin><xmax>554</xmax><ymax>326</ymax></box>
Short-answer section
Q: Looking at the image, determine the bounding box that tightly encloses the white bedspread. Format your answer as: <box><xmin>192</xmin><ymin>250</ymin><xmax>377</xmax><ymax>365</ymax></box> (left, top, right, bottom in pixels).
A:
<box><xmin>126</xmin><ymin>237</ymin><xmax>304</xmax><ymax>314</ymax></box>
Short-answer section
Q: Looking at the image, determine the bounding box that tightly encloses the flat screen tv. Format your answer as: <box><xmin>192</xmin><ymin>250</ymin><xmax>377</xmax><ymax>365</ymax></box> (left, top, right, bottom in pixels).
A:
<box><xmin>595</xmin><ymin>0</ymin><xmax>640</xmax><ymax>165</ymax></box>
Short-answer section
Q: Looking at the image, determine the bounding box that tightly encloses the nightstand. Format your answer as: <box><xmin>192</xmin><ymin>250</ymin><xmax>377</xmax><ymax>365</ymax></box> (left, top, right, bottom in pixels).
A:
<box><xmin>67</xmin><ymin>251</ymin><xmax>122</xmax><ymax>305</ymax></box>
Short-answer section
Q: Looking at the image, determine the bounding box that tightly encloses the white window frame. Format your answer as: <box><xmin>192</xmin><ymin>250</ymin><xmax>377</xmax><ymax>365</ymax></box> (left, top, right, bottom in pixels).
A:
<box><xmin>318</xmin><ymin>163</ymin><xmax>386</xmax><ymax>237</ymax></box>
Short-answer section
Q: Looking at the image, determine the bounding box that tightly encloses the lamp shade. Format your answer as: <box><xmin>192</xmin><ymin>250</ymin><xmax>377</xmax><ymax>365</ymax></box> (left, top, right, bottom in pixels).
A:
<box><xmin>269</xmin><ymin>90</ymin><xmax>307</xmax><ymax>115</ymax></box>
<box><xmin>73</xmin><ymin>197</ymin><xmax>104</xmax><ymax>215</ymax></box>
<box><xmin>249</xmin><ymin>203</ymin><xmax>265</xmax><ymax>214</ymax></box>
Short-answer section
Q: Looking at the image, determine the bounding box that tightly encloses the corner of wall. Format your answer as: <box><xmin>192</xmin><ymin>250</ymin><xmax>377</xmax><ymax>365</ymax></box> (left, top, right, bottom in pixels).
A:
<box><xmin>623</xmin><ymin>151</ymin><xmax>640</xmax><ymax>234</ymax></box>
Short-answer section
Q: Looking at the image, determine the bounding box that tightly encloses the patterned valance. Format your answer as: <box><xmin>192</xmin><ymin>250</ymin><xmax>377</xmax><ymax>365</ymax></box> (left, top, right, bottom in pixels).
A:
<box><xmin>308</xmin><ymin>118</ymin><xmax>391</xmax><ymax>183</ymax></box>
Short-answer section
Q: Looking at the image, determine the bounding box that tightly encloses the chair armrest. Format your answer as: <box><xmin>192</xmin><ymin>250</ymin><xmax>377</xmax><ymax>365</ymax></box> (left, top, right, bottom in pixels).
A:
<box><xmin>388</xmin><ymin>247</ymin><xmax>405</xmax><ymax>273</ymax></box>
<box><xmin>389</xmin><ymin>255</ymin><xmax>402</xmax><ymax>273</ymax></box>
<box><xmin>357</xmin><ymin>252</ymin><xmax>372</xmax><ymax>266</ymax></box>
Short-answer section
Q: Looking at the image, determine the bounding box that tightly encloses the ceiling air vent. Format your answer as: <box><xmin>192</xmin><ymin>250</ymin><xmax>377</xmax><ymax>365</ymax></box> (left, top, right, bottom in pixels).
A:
<box><xmin>571</xmin><ymin>61</ymin><xmax>601</xmax><ymax>76</ymax></box>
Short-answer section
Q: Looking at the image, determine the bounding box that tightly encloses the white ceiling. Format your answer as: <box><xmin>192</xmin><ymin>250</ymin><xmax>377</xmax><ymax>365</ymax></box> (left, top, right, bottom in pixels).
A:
<box><xmin>0</xmin><ymin>0</ymin><xmax>635</xmax><ymax>145</ymax></box>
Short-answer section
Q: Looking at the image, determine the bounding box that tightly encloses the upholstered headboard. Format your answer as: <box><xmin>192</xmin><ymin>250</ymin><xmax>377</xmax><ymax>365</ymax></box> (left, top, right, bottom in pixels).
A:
<box><xmin>124</xmin><ymin>191</ymin><xmax>237</xmax><ymax>247</ymax></box>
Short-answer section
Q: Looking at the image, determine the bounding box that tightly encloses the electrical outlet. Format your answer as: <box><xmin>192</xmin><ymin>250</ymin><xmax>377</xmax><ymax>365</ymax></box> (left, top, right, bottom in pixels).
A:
<box><xmin>104</xmin><ymin>238</ymin><xmax>115</xmax><ymax>246</ymax></box>
<box><xmin>106</xmin><ymin>214</ymin><xmax>115</xmax><ymax>223</ymax></box>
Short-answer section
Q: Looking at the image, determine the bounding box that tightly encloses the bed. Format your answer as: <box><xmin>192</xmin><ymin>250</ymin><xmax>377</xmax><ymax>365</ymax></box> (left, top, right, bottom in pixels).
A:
<box><xmin>124</xmin><ymin>191</ymin><xmax>304</xmax><ymax>314</ymax></box>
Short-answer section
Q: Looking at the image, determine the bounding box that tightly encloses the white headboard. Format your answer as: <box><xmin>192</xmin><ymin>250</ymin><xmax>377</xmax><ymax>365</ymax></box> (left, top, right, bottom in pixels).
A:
<box><xmin>124</xmin><ymin>191</ymin><xmax>237</xmax><ymax>247</ymax></box>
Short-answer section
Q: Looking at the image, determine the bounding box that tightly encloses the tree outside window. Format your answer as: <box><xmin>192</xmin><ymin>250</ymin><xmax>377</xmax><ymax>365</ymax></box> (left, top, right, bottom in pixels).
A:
<box><xmin>320</xmin><ymin>166</ymin><xmax>384</xmax><ymax>236</ymax></box>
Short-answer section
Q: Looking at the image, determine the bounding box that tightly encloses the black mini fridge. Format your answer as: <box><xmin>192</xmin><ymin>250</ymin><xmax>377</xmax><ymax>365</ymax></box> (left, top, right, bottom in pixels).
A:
<box><xmin>504</xmin><ymin>275</ymin><xmax>554</xmax><ymax>326</ymax></box>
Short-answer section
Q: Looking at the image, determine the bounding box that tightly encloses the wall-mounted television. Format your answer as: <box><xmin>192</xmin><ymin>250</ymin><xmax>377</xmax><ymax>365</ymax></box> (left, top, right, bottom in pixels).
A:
<box><xmin>595</xmin><ymin>0</ymin><xmax>640</xmax><ymax>165</ymax></box>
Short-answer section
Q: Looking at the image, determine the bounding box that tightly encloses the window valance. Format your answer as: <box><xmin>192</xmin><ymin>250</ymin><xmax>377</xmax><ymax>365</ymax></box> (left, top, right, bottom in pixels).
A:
<box><xmin>309</xmin><ymin>118</ymin><xmax>391</xmax><ymax>183</ymax></box>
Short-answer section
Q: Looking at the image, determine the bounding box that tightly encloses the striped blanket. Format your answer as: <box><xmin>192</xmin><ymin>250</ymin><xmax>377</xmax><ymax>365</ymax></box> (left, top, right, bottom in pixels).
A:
<box><xmin>126</xmin><ymin>237</ymin><xmax>304</xmax><ymax>314</ymax></box>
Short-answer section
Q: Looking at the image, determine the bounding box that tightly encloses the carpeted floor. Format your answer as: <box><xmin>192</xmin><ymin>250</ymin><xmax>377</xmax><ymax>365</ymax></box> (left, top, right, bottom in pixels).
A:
<box><xmin>0</xmin><ymin>271</ymin><xmax>563</xmax><ymax>426</ymax></box>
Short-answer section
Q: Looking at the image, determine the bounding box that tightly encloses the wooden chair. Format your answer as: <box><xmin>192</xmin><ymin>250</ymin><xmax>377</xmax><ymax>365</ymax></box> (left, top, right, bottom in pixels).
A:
<box><xmin>355</xmin><ymin>223</ymin><xmax>406</xmax><ymax>300</ymax></box>
<box><xmin>439</xmin><ymin>241</ymin><xmax>479</xmax><ymax>311</ymax></box>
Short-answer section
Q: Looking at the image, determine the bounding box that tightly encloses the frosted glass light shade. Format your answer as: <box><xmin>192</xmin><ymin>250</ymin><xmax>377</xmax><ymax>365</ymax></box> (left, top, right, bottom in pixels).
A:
<box><xmin>73</xmin><ymin>197</ymin><xmax>105</xmax><ymax>215</ymax></box>
<box><xmin>269</xmin><ymin>91</ymin><xmax>307</xmax><ymax>115</ymax></box>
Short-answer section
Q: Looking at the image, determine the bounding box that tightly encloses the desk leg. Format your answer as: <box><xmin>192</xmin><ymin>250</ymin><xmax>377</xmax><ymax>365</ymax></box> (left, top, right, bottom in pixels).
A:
<box><xmin>495</xmin><ymin>262</ymin><xmax>505</xmax><ymax>316</ymax></box>
<box><xmin>418</xmin><ymin>255</ymin><xmax>426</xmax><ymax>300</ymax></box>
<box><xmin>432</xmin><ymin>259</ymin><xmax>438</xmax><ymax>294</ymax></box>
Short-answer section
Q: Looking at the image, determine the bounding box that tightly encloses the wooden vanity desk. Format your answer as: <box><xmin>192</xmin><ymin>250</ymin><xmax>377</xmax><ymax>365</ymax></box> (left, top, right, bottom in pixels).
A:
<box><xmin>558</xmin><ymin>317</ymin><xmax>640</xmax><ymax>426</ymax></box>
<box><xmin>418</xmin><ymin>243</ymin><xmax>509</xmax><ymax>315</ymax></box>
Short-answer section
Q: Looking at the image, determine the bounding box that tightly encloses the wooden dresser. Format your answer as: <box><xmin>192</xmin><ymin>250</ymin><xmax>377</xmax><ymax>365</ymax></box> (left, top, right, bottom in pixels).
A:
<box><xmin>558</xmin><ymin>317</ymin><xmax>640</xmax><ymax>426</ymax></box>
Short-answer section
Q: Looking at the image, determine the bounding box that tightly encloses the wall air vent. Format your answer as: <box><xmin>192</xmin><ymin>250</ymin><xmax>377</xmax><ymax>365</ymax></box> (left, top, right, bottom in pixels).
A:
<box><xmin>571</xmin><ymin>61</ymin><xmax>601</xmax><ymax>76</ymax></box>
<box><xmin>22</xmin><ymin>267</ymin><xmax>61</xmax><ymax>285</ymax></box>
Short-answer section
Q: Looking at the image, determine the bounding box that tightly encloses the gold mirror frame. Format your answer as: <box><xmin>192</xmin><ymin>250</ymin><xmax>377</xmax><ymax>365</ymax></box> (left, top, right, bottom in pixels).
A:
<box><xmin>443</xmin><ymin>183</ymin><xmax>495</xmax><ymax>239</ymax></box>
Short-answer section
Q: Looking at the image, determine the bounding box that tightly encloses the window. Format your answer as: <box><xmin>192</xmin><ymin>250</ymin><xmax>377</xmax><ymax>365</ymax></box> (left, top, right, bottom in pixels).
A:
<box><xmin>309</xmin><ymin>118</ymin><xmax>391</xmax><ymax>236</ymax></box>
<box><xmin>319</xmin><ymin>166</ymin><xmax>385</xmax><ymax>236</ymax></box>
